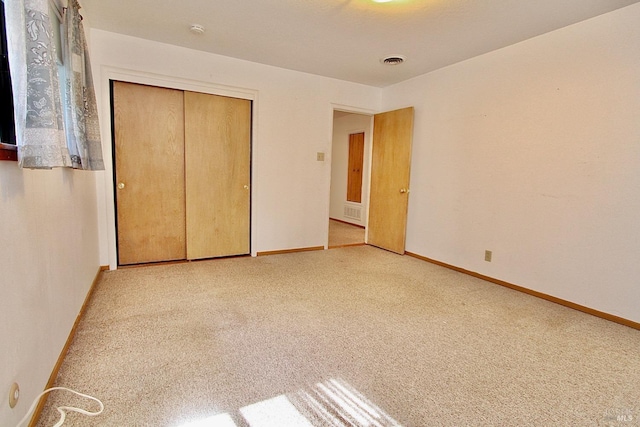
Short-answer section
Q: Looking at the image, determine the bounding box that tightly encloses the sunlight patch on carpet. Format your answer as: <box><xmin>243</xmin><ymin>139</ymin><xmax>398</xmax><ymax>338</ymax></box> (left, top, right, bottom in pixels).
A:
<box><xmin>176</xmin><ymin>378</ymin><xmax>401</xmax><ymax>427</ymax></box>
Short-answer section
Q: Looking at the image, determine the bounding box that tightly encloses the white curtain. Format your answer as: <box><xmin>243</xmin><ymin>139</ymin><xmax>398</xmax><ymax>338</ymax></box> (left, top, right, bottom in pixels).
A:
<box><xmin>5</xmin><ymin>0</ymin><xmax>103</xmax><ymax>170</ymax></box>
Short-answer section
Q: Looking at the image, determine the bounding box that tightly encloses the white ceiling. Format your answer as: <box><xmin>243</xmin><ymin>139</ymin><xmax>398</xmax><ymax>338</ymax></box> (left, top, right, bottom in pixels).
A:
<box><xmin>80</xmin><ymin>0</ymin><xmax>639</xmax><ymax>87</ymax></box>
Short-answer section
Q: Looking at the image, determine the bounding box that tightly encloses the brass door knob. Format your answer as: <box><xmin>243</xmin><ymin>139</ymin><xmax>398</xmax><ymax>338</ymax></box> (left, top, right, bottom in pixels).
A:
<box><xmin>117</xmin><ymin>182</ymin><xmax>125</xmax><ymax>190</ymax></box>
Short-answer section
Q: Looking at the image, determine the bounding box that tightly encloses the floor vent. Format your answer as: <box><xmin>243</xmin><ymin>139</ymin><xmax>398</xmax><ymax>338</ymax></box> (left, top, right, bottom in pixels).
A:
<box><xmin>344</xmin><ymin>205</ymin><xmax>362</xmax><ymax>220</ymax></box>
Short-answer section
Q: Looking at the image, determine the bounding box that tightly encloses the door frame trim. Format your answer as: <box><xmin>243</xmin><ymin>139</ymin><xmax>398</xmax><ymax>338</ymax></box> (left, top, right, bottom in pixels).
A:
<box><xmin>99</xmin><ymin>67</ymin><xmax>259</xmax><ymax>269</ymax></box>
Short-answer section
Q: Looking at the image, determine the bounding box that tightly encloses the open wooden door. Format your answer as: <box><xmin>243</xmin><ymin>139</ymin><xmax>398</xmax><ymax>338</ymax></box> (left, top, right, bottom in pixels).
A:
<box><xmin>367</xmin><ymin>107</ymin><xmax>414</xmax><ymax>254</ymax></box>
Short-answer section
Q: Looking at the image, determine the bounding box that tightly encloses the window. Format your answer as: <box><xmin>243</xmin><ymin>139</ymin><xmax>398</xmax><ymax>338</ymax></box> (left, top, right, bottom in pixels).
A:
<box><xmin>0</xmin><ymin>0</ymin><xmax>17</xmax><ymax>160</ymax></box>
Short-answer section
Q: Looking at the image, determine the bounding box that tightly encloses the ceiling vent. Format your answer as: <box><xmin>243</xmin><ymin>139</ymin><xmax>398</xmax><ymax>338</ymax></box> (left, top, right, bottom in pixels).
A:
<box><xmin>381</xmin><ymin>55</ymin><xmax>406</xmax><ymax>65</ymax></box>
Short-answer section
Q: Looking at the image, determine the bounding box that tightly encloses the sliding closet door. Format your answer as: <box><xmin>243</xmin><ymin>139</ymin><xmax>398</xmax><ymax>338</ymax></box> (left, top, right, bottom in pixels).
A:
<box><xmin>113</xmin><ymin>81</ymin><xmax>186</xmax><ymax>265</ymax></box>
<box><xmin>184</xmin><ymin>91</ymin><xmax>251</xmax><ymax>260</ymax></box>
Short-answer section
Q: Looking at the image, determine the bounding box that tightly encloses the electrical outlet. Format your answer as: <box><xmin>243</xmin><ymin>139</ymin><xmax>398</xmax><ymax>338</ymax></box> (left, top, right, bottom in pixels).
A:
<box><xmin>485</xmin><ymin>250</ymin><xmax>492</xmax><ymax>262</ymax></box>
<box><xmin>316</xmin><ymin>152</ymin><xmax>325</xmax><ymax>161</ymax></box>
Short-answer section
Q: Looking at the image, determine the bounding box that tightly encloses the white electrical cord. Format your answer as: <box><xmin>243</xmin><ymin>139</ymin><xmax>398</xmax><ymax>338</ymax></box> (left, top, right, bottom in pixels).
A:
<box><xmin>15</xmin><ymin>387</ymin><xmax>104</xmax><ymax>427</ymax></box>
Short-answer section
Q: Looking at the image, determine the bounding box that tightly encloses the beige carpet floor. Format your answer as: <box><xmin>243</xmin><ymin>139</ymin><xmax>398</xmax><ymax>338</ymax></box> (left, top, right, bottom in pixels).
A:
<box><xmin>37</xmin><ymin>246</ymin><xmax>640</xmax><ymax>426</ymax></box>
<box><xmin>328</xmin><ymin>220</ymin><xmax>365</xmax><ymax>247</ymax></box>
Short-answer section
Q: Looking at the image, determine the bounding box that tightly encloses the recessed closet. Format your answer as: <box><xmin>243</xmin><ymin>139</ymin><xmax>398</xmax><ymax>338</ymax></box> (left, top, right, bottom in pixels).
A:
<box><xmin>112</xmin><ymin>81</ymin><xmax>251</xmax><ymax>265</ymax></box>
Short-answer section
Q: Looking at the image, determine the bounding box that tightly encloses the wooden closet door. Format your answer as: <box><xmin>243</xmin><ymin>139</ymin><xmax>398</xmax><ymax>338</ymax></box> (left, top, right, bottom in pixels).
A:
<box><xmin>347</xmin><ymin>132</ymin><xmax>365</xmax><ymax>203</ymax></box>
<box><xmin>113</xmin><ymin>81</ymin><xmax>186</xmax><ymax>265</ymax></box>
<box><xmin>184</xmin><ymin>91</ymin><xmax>251</xmax><ymax>260</ymax></box>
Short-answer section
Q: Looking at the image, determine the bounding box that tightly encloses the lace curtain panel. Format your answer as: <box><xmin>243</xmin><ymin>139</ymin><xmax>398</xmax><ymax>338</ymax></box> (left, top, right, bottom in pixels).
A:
<box><xmin>5</xmin><ymin>0</ymin><xmax>104</xmax><ymax>170</ymax></box>
<box><xmin>63</xmin><ymin>0</ymin><xmax>103</xmax><ymax>170</ymax></box>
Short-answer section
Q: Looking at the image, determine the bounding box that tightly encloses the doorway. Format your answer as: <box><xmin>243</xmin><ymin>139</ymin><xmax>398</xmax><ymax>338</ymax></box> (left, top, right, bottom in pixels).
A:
<box><xmin>328</xmin><ymin>110</ymin><xmax>372</xmax><ymax>248</ymax></box>
<box><xmin>328</xmin><ymin>107</ymin><xmax>414</xmax><ymax>253</ymax></box>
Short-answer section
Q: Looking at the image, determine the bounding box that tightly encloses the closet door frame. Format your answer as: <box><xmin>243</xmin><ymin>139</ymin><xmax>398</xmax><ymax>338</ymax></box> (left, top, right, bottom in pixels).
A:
<box><xmin>102</xmin><ymin>68</ymin><xmax>258</xmax><ymax>270</ymax></box>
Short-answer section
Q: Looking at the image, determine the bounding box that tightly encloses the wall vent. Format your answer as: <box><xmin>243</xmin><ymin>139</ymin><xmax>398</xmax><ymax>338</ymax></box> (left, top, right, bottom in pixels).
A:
<box><xmin>344</xmin><ymin>205</ymin><xmax>362</xmax><ymax>220</ymax></box>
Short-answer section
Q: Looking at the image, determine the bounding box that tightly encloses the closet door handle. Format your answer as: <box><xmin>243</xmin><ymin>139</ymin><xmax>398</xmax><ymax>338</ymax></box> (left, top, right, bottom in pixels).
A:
<box><xmin>243</xmin><ymin>185</ymin><xmax>249</xmax><ymax>190</ymax></box>
<box><xmin>117</xmin><ymin>182</ymin><xmax>125</xmax><ymax>190</ymax></box>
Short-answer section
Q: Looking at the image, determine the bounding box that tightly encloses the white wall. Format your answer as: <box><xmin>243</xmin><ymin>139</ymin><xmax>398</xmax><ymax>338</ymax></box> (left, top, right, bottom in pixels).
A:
<box><xmin>89</xmin><ymin>30</ymin><xmax>381</xmax><ymax>266</ymax></box>
<box><xmin>383</xmin><ymin>3</ymin><xmax>640</xmax><ymax>323</ymax></box>
<box><xmin>329</xmin><ymin>113</ymin><xmax>372</xmax><ymax>226</ymax></box>
<box><xmin>0</xmin><ymin>164</ymin><xmax>102</xmax><ymax>425</ymax></box>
